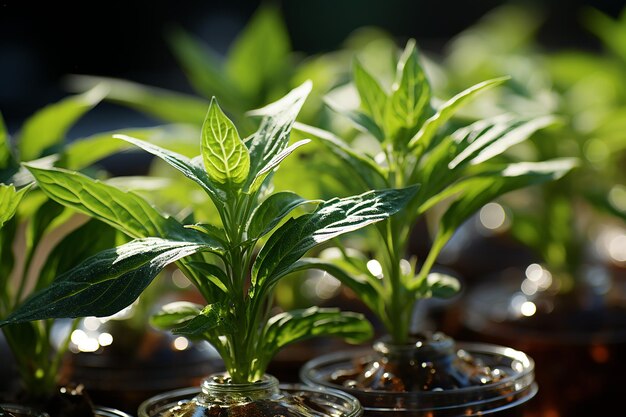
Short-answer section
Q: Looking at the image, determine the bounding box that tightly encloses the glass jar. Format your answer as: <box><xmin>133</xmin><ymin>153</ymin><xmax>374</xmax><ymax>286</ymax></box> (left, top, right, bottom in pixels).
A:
<box><xmin>0</xmin><ymin>404</ymin><xmax>49</xmax><ymax>417</ymax></box>
<box><xmin>94</xmin><ymin>407</ymin><xmax>134</xmax><ymax>417</ymax></box>
<box><xmin>300</xmin><ymin>334</ymin><xmax>536</xmax><ymax>416</ymax></box>
<box><xmin>457</xmin><ymin>264</ymin><xmax>626</xmax><ymax>417</ymax></box>
<box><xmin>138</xmin><ymin>373</ymin><xmax>362</xmax><ymax>417</ymax></box>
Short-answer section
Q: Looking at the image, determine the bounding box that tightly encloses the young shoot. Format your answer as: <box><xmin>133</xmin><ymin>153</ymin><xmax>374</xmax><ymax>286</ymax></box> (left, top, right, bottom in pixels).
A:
<box><xmin>1</xmin><ymin>82</ymin><xmax>416</xmax><ymax>383</ymax></box>
<box><xmin>294</xmin><ymin>40</ymin><xmax>576</xmax><ymax>344</ymax></box>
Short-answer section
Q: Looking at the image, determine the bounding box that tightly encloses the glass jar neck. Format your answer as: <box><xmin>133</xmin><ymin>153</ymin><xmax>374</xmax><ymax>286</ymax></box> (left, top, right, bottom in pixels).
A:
<box><xmin>198</xmin><ymin>373</ymin><xmax>280</xmax><ymax>405</ymax></box>
<box><xmin>373</xmin><ymin>332</ymin><xmax>456</xmax><ymax>364</ymax></box>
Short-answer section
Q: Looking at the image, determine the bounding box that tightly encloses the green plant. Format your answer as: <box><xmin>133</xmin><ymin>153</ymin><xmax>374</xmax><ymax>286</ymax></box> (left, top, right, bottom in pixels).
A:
<box><xmin>0</xmin><ymin>88</ymin><xmax>200</xmax><ymax>401</ymax></box>
<box><xmin>440</xmin><ymin>5</ymin><xmax>626</xmax><ymax>288</ymax></box>
<box><xmin>1</xmin><ymin>83</ymin><xmax>415</xmax><ymax>383</ymax></box>
<box><xmin>294</xmin><ymin>40</ymin><xmax>576</xmax><ymax>344</ymax></box>
<box><xmin>0</xmin><ymin>89</ymin><xmax>120</xmax><ymax>400</ymax></box>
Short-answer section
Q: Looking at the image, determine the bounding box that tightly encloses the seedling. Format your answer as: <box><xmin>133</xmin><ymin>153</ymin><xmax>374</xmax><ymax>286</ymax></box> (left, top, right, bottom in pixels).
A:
<box><xmin>1</xmin><ymin>83</ymin><xmax>415</xmax><ymax>383</ymax></box>
<box><xmin>295</xmin><ymin>40</ymin><xmax>576</xmax><ymax>344</ymax></box>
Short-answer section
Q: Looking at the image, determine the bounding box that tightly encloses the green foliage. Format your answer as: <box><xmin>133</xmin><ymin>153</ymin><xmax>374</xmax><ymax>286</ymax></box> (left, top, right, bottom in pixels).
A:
<box><xmin>296</xmin><ymin>40</ymin><xmax>576</xmax><ymax>343</ymax></box>
<box><xmin>440</xmin><ymin>4</ymin><xmax>626</xmax><ymax>283</ymax></box>
<box><xmin>0</xmin><ymin>90</ymin><xmax>168</xmax><ymax>400</ymax></box>
<box><xmin>2</xmin><ymin>85</ymin><xmax>414</xmax><ymax>383</ymax></box>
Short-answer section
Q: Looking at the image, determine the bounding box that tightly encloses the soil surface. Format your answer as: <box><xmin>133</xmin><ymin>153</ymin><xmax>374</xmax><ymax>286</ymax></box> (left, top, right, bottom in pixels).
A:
<box><xmin>329</xmin><ymin>333</ymin><xmax>508</xmax><ymax>392</ymax></box>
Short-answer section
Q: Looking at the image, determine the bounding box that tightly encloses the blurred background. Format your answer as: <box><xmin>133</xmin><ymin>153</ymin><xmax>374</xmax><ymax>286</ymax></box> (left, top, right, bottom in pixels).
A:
<box><xmin>1</xmin><ymin>0</ymin><xmax>624</xmax><ymax>129</ymax></box>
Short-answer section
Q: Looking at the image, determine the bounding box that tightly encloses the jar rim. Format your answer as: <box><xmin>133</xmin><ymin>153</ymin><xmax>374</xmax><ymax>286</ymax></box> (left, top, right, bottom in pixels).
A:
<box><xmin>301</xmin><ymin>341</ymin><xmax>535</xmax><ymax>399</ymax></box>
<box><xmin>201</xmin><ymin>373</ymin><xmax>280</xmax><ymax>394</ymax></box>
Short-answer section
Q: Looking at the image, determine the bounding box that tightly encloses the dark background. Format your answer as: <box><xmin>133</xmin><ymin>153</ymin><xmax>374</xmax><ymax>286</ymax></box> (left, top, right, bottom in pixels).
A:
<box><xmin>1</xmin><ymin>0</ymin><xmax>624</xmax><ymax>132</ymax></box>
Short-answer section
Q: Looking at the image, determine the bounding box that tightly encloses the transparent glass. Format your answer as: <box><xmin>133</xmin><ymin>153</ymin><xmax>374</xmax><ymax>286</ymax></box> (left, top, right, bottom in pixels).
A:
<box><xmin>138</xmin><ymin>373</ymin><xmax>362</xmax><ymax>417</ymax></box>
<box><xmin>0</xmin><ymin>400</ymin><xmax>132</xmax><ymax>417</ymax></box>
<box><xmin>94</xmin><ymin>406</ymin><xmax>134</xmax><ymax>417</ymax></box>
<box><xmin>0</xmin><ymin>404</ymin><xmax>49</xmax><ymax>417</ymax></box>
<box><xmin>301</xmin><ymin>337</ymin><xmax>537</xmax><ymax>416</ymax></box>
<box><xmin>459</xmin><ymin>266</ymin><xmax>626</xmax><ymax>417</ymax></box>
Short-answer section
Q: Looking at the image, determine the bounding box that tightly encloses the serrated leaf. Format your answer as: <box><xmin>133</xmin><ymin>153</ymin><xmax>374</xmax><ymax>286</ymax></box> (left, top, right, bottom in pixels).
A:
<box><xmin>324</xmin><ymin>99</ymin><xmax>384</xmax><ymax>142</ymax></box>
<box><xmin>251</xmin><ymin>187</ymin><xmax>418</xmax><ymax>296</ymax></box>
<box><xmin>37</xmin><ymin>219</ymin><xmax>118</xmax><ymax>292</ymax></box>
<box><xmin>0</xmin><ymin>184</ymin><xmax>30</xmax><ymax>228</ymax></box>
<box><xmin>247</xmin><ymin>139</ymin><xmax>310</xmax><ymax>193</ymax></box>
<box><xmin>184</xmin><ymin>223</ymin><xmax>227</xmax><ymax>246</ymax></box>
<box><xmin>385</xmin><ymin>40</ymin><xmax>432</xmax><ymax>144</ymax></box>
<box><xmin>25</xmin><ymin>166</ymin><xmax>221</xmax><ymax>250</ymax></box>
<box><xmin>293</xmin><ymin>122</ymin><xmax>388</xmax><ymax>191</ymax></box>
<box><xmin>202</xmin><ymin>99</ymin><xmax>250</xmax><ymax>187</ymax></box>
<box><xmin>353</xmin><ymin>58</ymin><xmax>387</xmax><ymax>131</ymax></box>
<box><xmin>19</xmin><ymin>87</ymin><xmax>105</xmax><ymax>162</ymax></box>
<box><xmin>245</xmin><ymin>82</ymin><xmax>311</xmax><ymax>190</ymax></box>
<box><xmin>67</xmin><ymin>75</ymin><xmax>208</xmax><ymax>124</ymax></box>
<box><xmin>226</xmin><ymin>6</ymin><xmax>290</xmax><ymax>100</ymax></box>
<box><xmin>289</xmin><ymin>258</ymin><xmax>383</xmax><ymax>319</ymax></box>
<box><xmin>171</xmin><ymin>303</ymin><xmax>227</xmax><ymax>338</ymax></box>
<box><xmin>408</xmin><ymin>76</ymin><xmax>509</xmax><ymax>151</ymax></box>
<box><xmin>150</xmin><ymin>301</ymin><xmax>203</xmax><ymax>330</ymax></box>
<box><xmin>114</xmin><ymin>134</ymin><xmax>225</xmax><ymax>205</ymax></box>
<box><xmin>448</xmin><ymin>115</ymin><xmax>556</xmax><ymax>169</ymax></box>
<box><xmin>413</xmin><ymin>159</ymin><xmax>576</xmax><ymax>287</ymax></box>
<box><xmin>0</xmin><ymin>237</ymin><xmax>214</xmax><ymax>324</ymax></box>
<box><xmin>260</xmin><ymin>307</ymin><xmax>372</xmax><ymax>364</ymax></box>
<box><xmin>248</xmin><ymin>191</ymin><xmax>311</xmax><ymax>239</ymax></box>
<box><xmin>183</xmin><ymin>261</ymin><xmax>229</xmax><ymax>293</ymax></box>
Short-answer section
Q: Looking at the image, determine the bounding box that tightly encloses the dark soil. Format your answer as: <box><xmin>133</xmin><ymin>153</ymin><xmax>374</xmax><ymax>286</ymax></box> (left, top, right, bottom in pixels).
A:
<box><xmin>328</xmin><ymin>333</ymin><xmax>508</xmax><ymax>392</ymax></box>
<box><xmin>159</xmin><ymin>391</ymin><xmax>341</xmax><ymax>417</ymax></box>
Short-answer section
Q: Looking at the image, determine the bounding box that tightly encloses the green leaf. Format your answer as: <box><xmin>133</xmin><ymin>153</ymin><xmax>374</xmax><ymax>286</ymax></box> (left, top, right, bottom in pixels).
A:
<box><xmin>245</xmin><ymin>82</ymin><xmax>312</xmax><ymax>192</ymax></box>
<box><xmin>408</xmin><ymin>76</ymin><xmax>509</xmax><ymax>151</ymax></box>
<box><xmin>247</xmin><ymin>139</ymin><xmax>310</xmax><ymax>193</ymax></box>
<box><xmin>293</xmin><ymin>122</ymin><xmax>388</xmax><ymax>191</ymax></box>
<box><xmin>37</xmin><ymin>219</ymin><xmax>118</xmax><ymax>292</ymax></box>
<box><xmin>226</xmin><ymin>6</ymin><xmax>290</xmax><ymax>100</ymax></box>
<box><xmin>183</xmin><ymin>261</ymin><xmax>229</xmax><ymax>293</ymax></box>
<box><xmin>0</xmin><ymin>217</ymin><xmax>17</xmax><ymax>306</ymax></box>
<box><xmin>248</xmin><ymin>191</ymin><xmax>312</xmax><ymax>239</ymax></box>
<box><xmin>61</xmin><ymin>125</ymin><xmax>199</xmax><ymax>170</ymax></box>
<box><xmin>0</xmin><ymin>184</ymin><xmax>30</xmax><ymax>229</ymax></box>
<box><xmin>252</xmin><ymin>187</ymin><xmax>418</xmax><ymax>295</ymax></box>
<box><xmin>0</xmin><ymin>113</ymin><xmax>14</xmax><ymax>170</ymax></box>
<box><xmin>448</xmin><ymin>115</ymin><xmax>557</xmax><ymax>169</ymax></box>
<box><xmin>19</xmin><ymin>87</ymin><xmax>106</xmax><ymax>162</ymax></box>
<box><xmin>412</xmin><ymin>159</ymin><xmax>576</xmax><ymax>288</ymax></box>
<box><xmin>202</xmin><ymin>98</ymin><xmax>250</xmax><ymax>187</ymax></box>
<box><xmin>167</xmin><ymin>28</ymin><xmax>240</xmax><ymax>106</ymax></box>
<box><xmin>416</xmin><ymin>273</ymin><xmax>461</xmax><ymax>298</ymax></box>
<box><xmin>170</xmin><ymin>303</ymin><xmax>227</xmax><ymax>338</ymax></box>
<box><xmin>67</xmin><ymin>75</ymin><xmax>208</xmax><ymax>124</ymax></box>
<box><xmin>289</xmin><ymin>258</ymin><xmax>383</xmax><ymax>319</ymax></box>
<box><xmin>353</xmin><ymin>58</ymin><xmax>387</xmax><ymax>131</ymax></box>
<box><xmin>150</xmin><ymin>301</ymin><xmax>203</xmax><ymax>330</ymax></box>
<box><xmin>385</xmin><ymin>40</ymin><xmax>432</xmax><ymax>144</ymax></box>
<box><xmin>261</xmin><ymin>307</ymin><xmax>373</xmax><ymax>363</ymax></box>
<box><xmin>0</xmin><ymin>237</ymin><xmax>214</xmax><ymax>324</ymax></box>
<box><xmin>114</xmin><ymin>134</ymin><xmax>225</xmax><ymax>205</ymax></box>
<box><xmin>25</xmin><ymin>166</ymin><xmax>220</xmax><ymax>247</ymax></box>
<box><xmin>324</xmin><ymin>99</ymin><xmax>385</xmax><ymax>142</ymax></box>
<box><xmin>446</xmin><ymin>159</ymin><xmax>576</xmax><ymax>232</ymax></box>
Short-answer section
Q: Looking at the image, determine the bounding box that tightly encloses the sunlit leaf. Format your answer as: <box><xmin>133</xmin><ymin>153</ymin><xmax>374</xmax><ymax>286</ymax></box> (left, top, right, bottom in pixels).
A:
<box><xmin>67</xmin><ymin>75</ymin><xmax>208</xmax><ymax>124</ymax></box>
<box><xmin>0</xmin><ymin>237</ymin><xmax>215</xmax><ymax>323</ymax></box>
<box><xmin>260</xmin><ymin>307</ymin><xmax>372</xmax><ymax>364</ymax></box>
<box><xmin>19</xmin><ymin>87</ymin><xmax>105</xmax><ymax>161</ymax></box>
<box><xmin>226</xmin><ymin>6</ymin><xmax>290</xmax><ymax>100</ymax></box>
